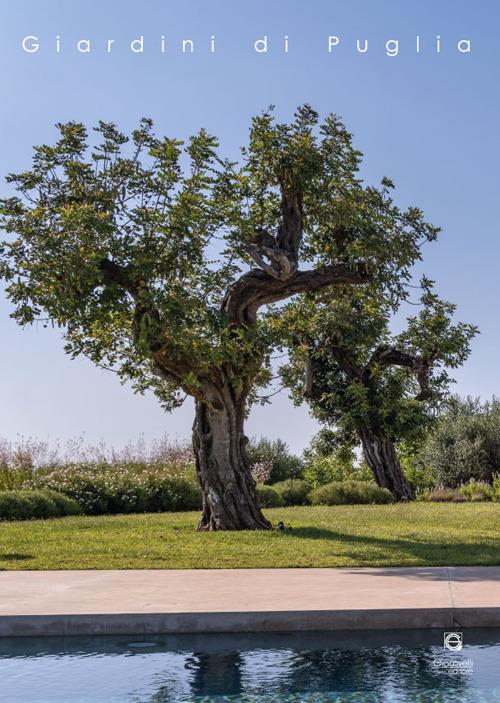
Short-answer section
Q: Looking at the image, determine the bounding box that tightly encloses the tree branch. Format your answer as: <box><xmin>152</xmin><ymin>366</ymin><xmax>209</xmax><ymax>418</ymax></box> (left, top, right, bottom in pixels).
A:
<box><xmin>100</xmin><ymin>258</ymin><xmax>139</xmax><ymax>297</ymax></box>
<box><xmin>245</xmin><ymin>174</ymin><xmax>303</xmax><ymax>282</ymax></box>
<box><xmin>275</xmin><ymin>173</ymin><xmax>302</xmax><ymax>269</ymax></box>
<box><xmin>247</xmin><ymin>241</ymin><xmax>297</xmax><ymax>281</ymax></box>
<box><xmin>223</xmin><ymin>262</ymin><xmax>369</xmax><ymax>326</ymax></box>
<box><xmin>364</xmin><ymin>345</ymin><xmax>434</xmax><ymax>400</ymax></box>
<box><xmin>99</xmin><ymin>258</ymin><xmax>192</xmax><ymax>384</ymax></box>
<box><xmin>304</xmin><ymin>354</ymin><xmax>315</xmax><ymax>397</ymax></box>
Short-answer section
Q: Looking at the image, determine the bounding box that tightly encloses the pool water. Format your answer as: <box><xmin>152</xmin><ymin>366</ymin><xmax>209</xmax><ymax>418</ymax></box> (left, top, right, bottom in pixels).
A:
<box><xmin>1</xmin><ymin>628</ymin><xmax>500</xmax><ymax>702</ymax></box>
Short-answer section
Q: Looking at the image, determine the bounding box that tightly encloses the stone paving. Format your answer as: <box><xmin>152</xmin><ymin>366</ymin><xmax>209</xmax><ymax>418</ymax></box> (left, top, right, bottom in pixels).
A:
<box><xmin>1</xmin><ymin>566</ymin><xmax>499</xmax><ymax>636</ymax></box>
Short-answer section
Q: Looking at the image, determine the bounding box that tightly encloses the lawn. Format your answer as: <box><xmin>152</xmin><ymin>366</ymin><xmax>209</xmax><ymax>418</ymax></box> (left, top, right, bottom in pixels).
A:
<box><xmin>1</xmin><ymin>503</ymin><xmax>500</xmax><ymax>570</ymax></box>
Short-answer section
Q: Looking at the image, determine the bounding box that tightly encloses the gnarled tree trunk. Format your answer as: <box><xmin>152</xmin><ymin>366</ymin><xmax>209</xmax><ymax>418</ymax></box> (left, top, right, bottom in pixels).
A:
<box><xmin>192</xmin><ymin>385</ymin><xmax>271</xmax><ymax>531</ymax></box>
<box><xmin>358</xmin><ymin>427</ymin><xmax>414</xmax><ymax>501</ymax></box>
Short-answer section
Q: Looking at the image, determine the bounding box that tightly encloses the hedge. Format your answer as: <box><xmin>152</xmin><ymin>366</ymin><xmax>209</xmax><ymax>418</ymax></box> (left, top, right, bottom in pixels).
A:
<box><xmin>272</xmin><ymin>479</ymin><xmax>311</xmax><ymax>506</ymax></box>
<box><xmin>309</xmin><ymin>480</ymin><xmax>395</xmax><ymax>506</ymax></box>
<box><xmin>256</xmin><ymin>484</ymin><xmax>285</xmax><ymax>508</ymax></box>
<box><xmin>0</xmin><ymin>489</ymin><xmax>82</xmax><ymax>520</ymax></box>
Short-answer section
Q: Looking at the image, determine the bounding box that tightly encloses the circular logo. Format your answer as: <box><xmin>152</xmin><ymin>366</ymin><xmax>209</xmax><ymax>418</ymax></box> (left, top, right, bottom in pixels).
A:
<box><xmin>444</xmin><ymin>632</ymin><xmax>463</xmax><ymax>651</ymax></box>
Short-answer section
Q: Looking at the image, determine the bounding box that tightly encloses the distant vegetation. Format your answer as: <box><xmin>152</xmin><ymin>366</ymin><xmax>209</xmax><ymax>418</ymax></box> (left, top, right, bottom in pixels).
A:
<box><xmin>2</xmin><ymin>396</ymin><xmax>500</xmax><ymax>521</ymax></box>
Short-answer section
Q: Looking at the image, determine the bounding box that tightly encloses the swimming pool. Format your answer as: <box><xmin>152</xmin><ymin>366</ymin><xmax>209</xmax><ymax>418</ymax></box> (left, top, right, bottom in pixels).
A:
<box><xmin>1</xmin><ymin>628</ymin><xmax>499</xmax><ymax>702</ymax></box>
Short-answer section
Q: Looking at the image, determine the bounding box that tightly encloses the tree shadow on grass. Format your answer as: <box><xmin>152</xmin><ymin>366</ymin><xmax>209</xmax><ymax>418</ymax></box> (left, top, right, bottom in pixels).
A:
<box><xmin>0</xmin><ymin>553</ymin><xmax>33</xmax><ymax>561</ymax></box>
<box><xmin>290</xmin><ymin>527</ymin><xmax>500</xmax><ymax>570</ymax></box>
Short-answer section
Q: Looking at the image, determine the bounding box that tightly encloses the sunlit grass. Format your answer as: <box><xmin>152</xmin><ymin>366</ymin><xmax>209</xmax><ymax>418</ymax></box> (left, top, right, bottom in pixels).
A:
<box><xmin>1</xmin><ymin>503</ymin><xmax>500</xmax><ymax>570</ymax></box>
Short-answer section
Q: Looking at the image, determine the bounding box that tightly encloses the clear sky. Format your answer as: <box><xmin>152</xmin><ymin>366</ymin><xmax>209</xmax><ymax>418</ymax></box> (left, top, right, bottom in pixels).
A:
<box><xmin>0</xmin><ymin>0</ymin><xmax>498</xmax><ymax>454</ymax></box>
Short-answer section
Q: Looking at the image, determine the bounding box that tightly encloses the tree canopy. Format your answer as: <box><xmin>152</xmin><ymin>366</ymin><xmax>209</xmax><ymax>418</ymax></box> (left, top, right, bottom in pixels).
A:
<box><xmin>277</xmin><ymin>279</ymin><xmax>477</xmax><ymax>497</ymax></box>
<box><xmin>0</xmin><ymin>107</ymin><xmax>437</xmax><ymax>408</ymax></box>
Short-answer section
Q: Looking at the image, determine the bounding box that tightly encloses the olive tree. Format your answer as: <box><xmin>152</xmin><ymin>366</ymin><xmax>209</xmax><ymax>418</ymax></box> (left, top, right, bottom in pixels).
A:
<box><xmin>423</xmin><ymin>396</ymin><xmax>500</xmax><ymax>487</ymax></box>
<box><xmin>0</xmin><ymin>106</ymin><xmax>432</xmax><ymax>528</ymax></box>
<box><xmin>279</xmin><ymin>285</ymin><xmax>477</xmax><ymax>500</ymax></box>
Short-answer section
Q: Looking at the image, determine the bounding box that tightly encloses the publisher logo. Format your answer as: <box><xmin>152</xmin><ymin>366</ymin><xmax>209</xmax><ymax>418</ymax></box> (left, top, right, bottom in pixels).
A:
<box><xmin>444</xmin><ymin>632</ymin><xmax>463</xmax><ymax>651</ymax></box>
<box><xmin>434</xmin><ymin>632</ymin><xmax>472</xmax><ymax>674</ymax></box>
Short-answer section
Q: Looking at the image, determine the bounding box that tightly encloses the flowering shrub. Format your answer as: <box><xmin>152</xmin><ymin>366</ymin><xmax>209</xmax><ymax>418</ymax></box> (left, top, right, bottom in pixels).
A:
<box><xmin>251</xmin><ymin>461</ymin><xmax>273</xmax><ymax>484</ymax></box>
<box><xmin>0</xmin><ymin>435</ymin><xmax>200</xmax><ymax>514</ymax></box>
<box><xmin>0</xmin><ymin>436</ymin><xmax>57</xmax><ymax>489</ymax></box>
<box><xmin>247</xmin><ymin>437</ymin><xmax>304</xmax><ymax>483</ymax></box>
<box><xmin>25</xmin><ymin>462</ymin><xmax>201</xmax><ymax>515</ymax></box>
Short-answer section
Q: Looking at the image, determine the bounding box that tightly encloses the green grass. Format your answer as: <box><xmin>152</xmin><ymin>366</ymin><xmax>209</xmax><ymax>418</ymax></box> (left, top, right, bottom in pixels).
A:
<box><xmin>1</xmin><ymin>503</ymin><xmax>500</xmax><ymax>570</ymax></box>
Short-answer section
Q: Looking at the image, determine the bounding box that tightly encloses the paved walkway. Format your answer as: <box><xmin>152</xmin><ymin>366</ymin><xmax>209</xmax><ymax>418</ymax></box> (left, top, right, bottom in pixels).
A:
<box><xmin>1</xmin><ymin>566</ymin><xmax>500</xmax><ymax>636</ymax></box>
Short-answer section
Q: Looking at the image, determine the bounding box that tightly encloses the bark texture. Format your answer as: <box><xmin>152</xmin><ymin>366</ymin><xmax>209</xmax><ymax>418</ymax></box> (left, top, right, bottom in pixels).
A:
<box><xmin>358</xmin><ymin>428</ymin><xmax>414</xmax><ymax>501</ymax></box>
<box><xmin>192</xmin><ymin>389</ymin><xmax>271</xmax><ymax>531</ymax></box>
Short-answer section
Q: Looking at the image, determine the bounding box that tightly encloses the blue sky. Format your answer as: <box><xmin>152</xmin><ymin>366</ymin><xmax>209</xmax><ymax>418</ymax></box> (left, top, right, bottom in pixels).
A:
<box><xmin>0</xmin><ymin>0</ymin><xmax>498</xmax><ymax>453</ymax></box>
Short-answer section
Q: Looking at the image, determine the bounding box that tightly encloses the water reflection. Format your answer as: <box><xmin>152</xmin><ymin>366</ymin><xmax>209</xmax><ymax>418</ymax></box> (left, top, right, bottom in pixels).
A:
<box><xmin>0</xmin><ymin>629</ymin><xmax>499</xmax><ymax>702</ymax></box>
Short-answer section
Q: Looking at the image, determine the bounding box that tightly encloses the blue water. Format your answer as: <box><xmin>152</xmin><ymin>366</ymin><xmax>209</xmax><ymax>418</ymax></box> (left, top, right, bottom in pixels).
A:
<box><xmin>1</xmin><ymin>629</ymin><xmax>499</xmax><ymax>702</ymax></box>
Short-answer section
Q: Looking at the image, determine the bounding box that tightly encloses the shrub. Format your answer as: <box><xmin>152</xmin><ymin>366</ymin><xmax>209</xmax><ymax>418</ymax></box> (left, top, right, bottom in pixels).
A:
<box><xmin>250</xmin><ymin>461</ymin><xmax>273</xmax><ymax>484</ymax></box>
<box><xmin>26</xmin><ymin>462</ymin><xmax>201</xmax><ymax>515</ymax></box>
<box><xmin>309</xmin><ymin>480</ymin><xmax>394</xmax><ymax>506</ymax></box>
<box><xmin>272</xmin><ymin>479</ymin><xmax>311</xmax><ymax>506</ymax></box>
<box><xmin>0</xmin><ymin>489</ymin><xmax>82</xmax><ymax>520</ymax></box>
<box><xmin>44</xmin><ymin>489</ymin><xmax>82</xmax><ymax>514</ymax></box>
<box><xmin>0</xmin><ymin>466</ymin><xmax>34</xmax><ymax>491</ymax></box>
<box><xmin>0</xmin><ymin>437</ymin><xmax>44</xmax><ymax>490</ymax></box>
<box><xmin>422</xmin><ymin>396</ymin><xmax>500</xmax><ymax>487</ymax></box>
<box><xmin>492</xmin><ymin>476</ymin><xmax>500</xmax><ymax>501</ymax></box>
<box><xmin>416</xmin><ymin>492</ymin><xmax>429</xmax><ymax>502</ymax></box>
<box><xmin>403</xmin><ymin>463</ymin><xmax>438</xmax><ymax>496</ymax></box>
<box><xmin>304</xmin><ymin>456</ymin><xmax>373</xmax><ymax>488</ymax></box>
<box><xmin>396</xmin><ymin>440</ymin><xmax>438</xmax><ymax>495</ymax></box>
<box><xmin>0</xmin><ymin>435</ymin><xmax>201</xmax><ymax>515</ymax></box>
<box><xmin>144</xmin><ymin>475</ymin><xmax>202</xmax><ymax>513</ymax></box>
<box><xmin>247</xmin><ymin>437</ymin><xmax>303</xmax><ymax>484</ymax></box>
<box><xmin>427</xmin><ymin>488</ymin><xmax>465</xmax><ymax>502</ymax></box>
<box><xmin>256</xmin><ymin>484</ymin><xmax>285</xmax><ymax>508</ymax></box>
<box><xmin>459</xmin><ymin>480</ymin><xmax>493</xmax><ymax>502</ymax></box>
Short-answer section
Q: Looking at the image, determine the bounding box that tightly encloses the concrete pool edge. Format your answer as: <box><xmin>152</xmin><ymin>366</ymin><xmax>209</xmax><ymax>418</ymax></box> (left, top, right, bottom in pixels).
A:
<box><xmin>1</xmin><ymin>566</ymin><xmax>500</xmax><ymax>637</ymax></box>
<box><xmin>3</xmin><ymin>607</ymin><xmax>500</xmax><ymax>637</ymax></box>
